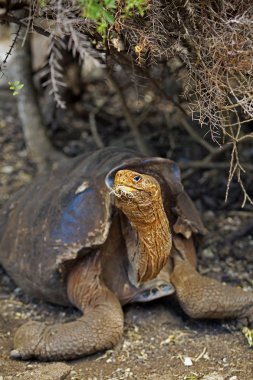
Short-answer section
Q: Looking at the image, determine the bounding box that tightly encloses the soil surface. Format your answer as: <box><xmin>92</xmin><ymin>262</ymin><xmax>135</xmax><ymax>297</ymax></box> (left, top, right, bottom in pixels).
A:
<box><xmin>1</xmin><ymin>48</ymin><xmax>253</xmax><ymax>379</ymax></box>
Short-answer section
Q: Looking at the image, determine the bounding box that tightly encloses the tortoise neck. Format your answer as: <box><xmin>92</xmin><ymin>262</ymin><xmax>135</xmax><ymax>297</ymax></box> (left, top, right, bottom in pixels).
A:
<box><xmin>122</xmin><ymin>198</ymin><xmax>172</xmax><ymax>283</ymax></box>
<box><xmin>133</xmin><ymin>201</ymin><xmax>172</xmax><ymax>283</ymax></box>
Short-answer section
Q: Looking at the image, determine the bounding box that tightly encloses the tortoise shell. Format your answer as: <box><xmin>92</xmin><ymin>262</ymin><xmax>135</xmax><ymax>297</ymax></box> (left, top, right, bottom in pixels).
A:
<box><xmin>0</xmin><ymin>148</ymin><xmax>205</xmax><ymax>305</ymax></box>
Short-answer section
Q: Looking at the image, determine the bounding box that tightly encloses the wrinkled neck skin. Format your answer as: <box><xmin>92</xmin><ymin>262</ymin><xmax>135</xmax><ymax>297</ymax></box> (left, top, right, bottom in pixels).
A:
<box><xmin>116</xmin><ymin>194</ymin><xmax>172</xmax><ymax>284</ymax></box>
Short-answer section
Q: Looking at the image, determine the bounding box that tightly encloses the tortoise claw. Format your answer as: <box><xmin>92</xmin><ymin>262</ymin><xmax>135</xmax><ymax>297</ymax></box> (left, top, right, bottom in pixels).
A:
<box><xmin>10</xmin><ymin>349</ymin><xmax>22</xmax><ymax>359</ymax></box>
<box><xmin>12</xmin><ymin>321</ymin><xmax>47</xmax><ymax>360</ymax></box>
<box><xmin>10</xmin><ymin>348</ymin><xmax>32</xmax><ymax>360</ymax></box>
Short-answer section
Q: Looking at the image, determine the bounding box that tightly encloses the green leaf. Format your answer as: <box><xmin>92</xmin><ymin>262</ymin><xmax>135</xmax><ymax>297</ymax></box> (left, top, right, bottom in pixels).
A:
<box><xmin>104</xmin><ymin>0</ymin><xmax>116</xmax><ymax>9</ymax></box>
<box><xmin>125</xmin><ymin>0</ymin><xmax>147</xmax><ymax>15</ymax></box>
<box><xmin>242</xmin><ymin>327</ymin><xmax>253</xmax><ymax>347</ymax></box>
<box><xmin>97</xmin><ymin>20</ymin><xmax>107</xmax><ymax>36</ymax></box>
<box><xmin>86</xmin><ymin>3</ymin><xmax>102</xmax><ymax>19</ymax></box>
<box><xmin>17</xmin><ymin>84</ymin><xmax>24</xmax><ymax>90</ymax></box>
<box><xmin>13</xmin><ymin>91</ymin><xmax>19</xmax><ymax>96</ymax></box>
<box><xmin>137</xmin><ymin>4</ymin><xmax>145</xmax><ymax>16</ymax></box>
<box><xmin>14</xmin><ymin>80</ymin><xmax>20</xmax><ymax>85</ymax></box>
<box><xmin>103</xmin><ymin>10</ymin><xmax>114</xmax><ymax>24</ymax></box>
<box><xmin>39</xmin><ymin>0</ymin><xmax>46</xmax><ymax>7</ymax></box>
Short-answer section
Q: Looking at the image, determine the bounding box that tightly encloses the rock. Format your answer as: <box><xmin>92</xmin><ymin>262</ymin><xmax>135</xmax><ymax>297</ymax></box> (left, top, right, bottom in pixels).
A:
<box><xmin>183</xmin><ymin>356</ymin><xmax>193</xmax><ymax>366</ymax></box>
<box><xmin>18</xmin><ymin>363</ymin><xmax>71</xmax><ymax>380</ymax></box>
<box><xmin>1</xmin><ymin>166</ymin><xmax>14</xmax><ymax>174</ymax></box>
<box><xmin>202</xmin><ymin>248</ymin><xmax>214</xmax><ymax>259</ymax></box>
<box><xmin>202</xmin><ymin>373</ymin><xmax>224</xmax><ymax>380</ymax></box>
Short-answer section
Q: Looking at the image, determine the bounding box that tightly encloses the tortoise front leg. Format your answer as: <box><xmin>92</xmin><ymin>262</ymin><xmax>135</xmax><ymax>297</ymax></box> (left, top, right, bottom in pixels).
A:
<box><xmin>171</xmin><ymin>257</ymin><xmax>253</xmax><ymax>326</ymax></box>
<box><xmin>11</xmin><ymin>255</ymin><xmax>124</xmax><ymax>361</ymax></box>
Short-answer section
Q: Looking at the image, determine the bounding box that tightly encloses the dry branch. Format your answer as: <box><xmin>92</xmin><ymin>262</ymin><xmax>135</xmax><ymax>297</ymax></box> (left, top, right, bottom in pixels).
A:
<box><xmin>89</xmin><ymin>112</ymin><xmax>104</xmax><ymax>149</ymax></box>
<box><xmin>1</xmin><ymin>0</ymin><xmax>253</xmax><ymax>204</ymax></box>
<box><xmin>107</xmin><ymin>70</ymin><xmax>151</xmax><ymax>155</ymax></box>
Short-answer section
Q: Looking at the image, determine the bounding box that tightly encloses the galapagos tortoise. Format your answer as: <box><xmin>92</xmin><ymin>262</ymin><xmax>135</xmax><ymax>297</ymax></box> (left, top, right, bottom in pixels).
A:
<box><xmin>0</xmin><ymin>147</ymin><xmax>253</xmax><ymax>361</ymax></box>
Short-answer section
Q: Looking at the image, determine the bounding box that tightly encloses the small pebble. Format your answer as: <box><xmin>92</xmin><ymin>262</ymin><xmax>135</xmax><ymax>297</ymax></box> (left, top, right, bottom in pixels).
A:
<box><xmin>1</xmin><ymin>166</ymin><xmax>14</xmax><ymax>174</ymax></box>
<box><xmin>202</xmin><ymin>248</ymin><xmax>214</xmax><ymax>259</ymax></box>
<box><xmin>183</xmin><ymin>356</ymin><xmax>193</xmax><ymax>366</ymax></box>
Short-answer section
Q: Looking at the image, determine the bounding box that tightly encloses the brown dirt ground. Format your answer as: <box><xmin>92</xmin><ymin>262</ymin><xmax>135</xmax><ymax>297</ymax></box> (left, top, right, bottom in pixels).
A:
<box><xmin>0</xmin><ymin>80</ymin><xmax>253</xmax><ymax>380</ymax></box>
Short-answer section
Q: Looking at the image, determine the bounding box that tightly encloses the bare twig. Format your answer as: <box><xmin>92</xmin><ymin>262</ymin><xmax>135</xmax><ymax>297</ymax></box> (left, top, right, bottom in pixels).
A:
<box><xmin>0</xmin><ymin>23</ymin><xmax>21</xmax><ymax>78</ymax></box>
<box><xmin>180</xmin><ymin>118</ymin><xmax>216</xmax><ymax>154</ymax></box>
<box><xmin>180</xmin><ymin>161</ymin><xmax>253</xmax><ymax>170</ymax></box>
<box><xmin>89</xmin><ymin>112</ymin><xmax>104</xmax><ymax>149</ymax></box>
<box><xmin>1</xmin><ymin>0</ymin><xmax>253</xmax><ymax>205</ymax></box>
<box><xmin>107</xmin><ymin>71</ymin><xmax>151</xmax><ymax>155</ymax></box>
<box><xmin>181</xmin><ymin>143</ymin><xmax>232</xmax><ymax>180</ymax></box>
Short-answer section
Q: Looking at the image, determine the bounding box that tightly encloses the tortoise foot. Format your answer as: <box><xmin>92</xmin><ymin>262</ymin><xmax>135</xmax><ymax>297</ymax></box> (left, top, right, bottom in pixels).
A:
<box><xmin>171</xmin><ymin>258</ymin><xmax>253</xmax><ymax>323</ymax></box>
<box><xmin>10</xmin><ymin>257</ymin><xmax>124</xmax><ymax>361</ymax></box>
<box><xmin>11</xmin><ymin>310</ymin><xmax>123</xmax><ymax>361</ymax></box>
<box><xmin>11</xmin><ymin>321</ymin><xmax>47</xmax><ymax>360</ymax></box>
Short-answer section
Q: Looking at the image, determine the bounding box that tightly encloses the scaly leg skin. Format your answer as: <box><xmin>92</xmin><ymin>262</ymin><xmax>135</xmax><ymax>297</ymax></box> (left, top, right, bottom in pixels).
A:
<box><xmin>171</xmin><ymin>257</ymin><xmax>253</xmax><ymax>326</ymax></box>
<box><xmin>11</xmin><ymin>255</ymin><xmax>124</xmax><ymax>361</ymax></box>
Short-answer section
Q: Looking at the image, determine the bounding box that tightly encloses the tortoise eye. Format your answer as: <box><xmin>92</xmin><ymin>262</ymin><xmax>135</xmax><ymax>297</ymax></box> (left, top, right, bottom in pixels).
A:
<box><xmin>133</xmin><ymin>175</ymin><xmax>142</xmax><ymax>182</ymax></box>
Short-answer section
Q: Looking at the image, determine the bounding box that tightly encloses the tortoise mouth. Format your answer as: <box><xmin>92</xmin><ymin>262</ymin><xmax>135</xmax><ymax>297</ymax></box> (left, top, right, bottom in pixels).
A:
<box><xmin>111</xmin><ymin>184</ymin><xmax>139</xmax><ymax>200</ymax></box>
<box><xmin>114</xmin><ymin>184</ymin><xmax>137</xmax><ymax>193</ymax></box>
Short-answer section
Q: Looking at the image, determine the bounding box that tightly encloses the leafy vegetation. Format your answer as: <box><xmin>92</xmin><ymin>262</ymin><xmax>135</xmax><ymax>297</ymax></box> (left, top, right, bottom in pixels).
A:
<box><xmin>1</xmin><ymin>0</ymin><xmax>253</xmax><ymax>205</ymax></box>
<box><xmin>8</xmin><ymin>80</ymin><xmax>24</xmax><ymax>96</ymax></box>
<box><xmin>38</xmin><ymin>0</ymin><xmax>47</xmax><ymax>7</ymax></box>
<box><xmin>79</xmin><ymin>0</ymin><xmax>148</xmax><ymax>37</ymax></box>
<box><xmin>124</xmin><ymin>0</ymin><xmax>147</xmax><ymax>16</ymax></box>
<box><xmin>242</xmin><ymin>327</ymin><xmax>253</xmax><ymax>347</ymax></box>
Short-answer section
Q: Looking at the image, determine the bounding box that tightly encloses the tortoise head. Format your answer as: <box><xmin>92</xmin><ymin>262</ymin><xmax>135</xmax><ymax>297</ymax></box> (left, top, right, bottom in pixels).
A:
<box><xmin>112</xmin><ymin>169</ymin><xmax>172</xmax><ymax>283</ymax></box>
<box><xmin>112</xmin><ymin>169</ymin><xmax>162</xmax><ymax>220</ymax></box>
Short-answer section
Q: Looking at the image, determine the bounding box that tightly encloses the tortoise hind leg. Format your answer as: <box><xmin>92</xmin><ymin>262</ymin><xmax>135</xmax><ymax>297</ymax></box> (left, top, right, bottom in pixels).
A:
<box><xmin>11</xmin><ymin>255</ymin><xmax>124</xmax><ymax>361</ymax></box>
<box><xmin>171</xmin><ymin>257</ymin><xmax>253</xmax><ymax>326</ymax></box>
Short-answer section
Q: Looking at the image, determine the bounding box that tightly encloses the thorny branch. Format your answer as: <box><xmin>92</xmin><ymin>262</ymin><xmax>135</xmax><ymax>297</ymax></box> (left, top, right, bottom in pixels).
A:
<box><xmin>0</xmin><ymin>22</ymin><xmax>21</xmax><ymax>78</ymax></box>
<box><xmin>0</xmin><ymin>0</ymin><xmax>253</xmax><ymax>205</ymax></box>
